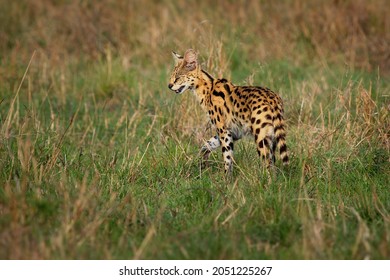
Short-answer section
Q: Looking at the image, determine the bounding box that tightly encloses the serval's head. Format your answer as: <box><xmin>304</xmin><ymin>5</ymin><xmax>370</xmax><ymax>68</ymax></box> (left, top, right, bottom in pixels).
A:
<box><xmin>168</xmin><ymin>49</ymin><xmax>199</xmax><ymax>95</ymax></box>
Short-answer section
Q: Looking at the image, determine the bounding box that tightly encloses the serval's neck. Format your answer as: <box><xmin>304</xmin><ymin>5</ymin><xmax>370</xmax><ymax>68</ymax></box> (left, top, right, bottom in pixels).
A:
<box><xmin>192</xmin><ymin>69</ymin><xmax>215</xmax><ymax>107</ymax></box>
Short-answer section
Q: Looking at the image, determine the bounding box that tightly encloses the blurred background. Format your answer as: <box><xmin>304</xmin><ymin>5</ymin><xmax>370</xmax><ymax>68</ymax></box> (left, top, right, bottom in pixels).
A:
<box><xmin>1</xmin><ymin>0</ymin><xmax>389</xmax><ymax>75</ymax></box>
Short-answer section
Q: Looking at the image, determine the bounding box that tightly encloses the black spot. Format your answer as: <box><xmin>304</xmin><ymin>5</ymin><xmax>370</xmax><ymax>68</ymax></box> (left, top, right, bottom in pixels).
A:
<box><xmin>265</xmin><ymin>114</ymin><xmax>272</xmax><ymax>120</ymax></box>
<box><xmin>229</xmin><ymin>142</ymin><xmax>234</xmax><ymax>150</ymax></box>
<box><xmin>276</xmin><ymin>133</ymin><xmax>286</xmax><ymax>142</ymax></box>
<box><xmin>251</xmin><ymin>117</ymin><xmax>256</xmax><ymax>123</ymax></box>
<box><xmin>274</xmin><ymin>124</ymin><xmax>283</xmax><ymax>132</ymax></box>
<box><xmin>224</xmin><ymin>84</ymin><xmax>231</xmax><ymax>93</ymax></box>
<box><xmin>226</xmin><ymin>155</ymin><xmax>231</xmax><ymax>160</ymax></box>
<box><xmin>280</xmin><ymin>143</ymin><xmax>287</xmax><ymax>153</ymax></box>
<box><xmin>212</xmin><ymin>90</ymin><xmax>225</xmax><ymax>99</ymax></box>
<box><xmin>222</xmin><ymin>147</ymin><xmax>227</xmax><ymax>153</ymax></box>
<box><xmin>261</xmin><ymin>122</ymin><xmax>271</xmax><ymax>128</ymax></box>
<box><xmin>255</xmin><ymin>128</ymin><xmax>260</xmax><ymax>135</ymax></box>
<box><xmin>256</xmin><ymin>119</ymin><xmax>261</xmax><ymax>124</ymax></box>
<box><xmin>259</xmin><ymin>141</ymin><xmax>264</xmax><ymax>149</ymax></box>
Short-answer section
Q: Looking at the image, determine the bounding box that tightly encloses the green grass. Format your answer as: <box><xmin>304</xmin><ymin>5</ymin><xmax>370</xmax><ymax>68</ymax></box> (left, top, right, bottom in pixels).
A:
<box><xmin>0</xmin><ymin>0</ymin><xmax>389</xmax><ymax>260</ymax></box>
<box><xmin>0</xmin><ymin>52</ymin><xmax>389</xmax><ymax>259</ymax></box>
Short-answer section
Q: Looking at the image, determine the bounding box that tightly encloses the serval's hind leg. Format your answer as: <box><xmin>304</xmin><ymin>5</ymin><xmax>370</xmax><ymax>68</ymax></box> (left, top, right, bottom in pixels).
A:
<box><xmin>253</xmin><ymin>122</ymin><xmax>275</xmax><ymax>183</ymax></box>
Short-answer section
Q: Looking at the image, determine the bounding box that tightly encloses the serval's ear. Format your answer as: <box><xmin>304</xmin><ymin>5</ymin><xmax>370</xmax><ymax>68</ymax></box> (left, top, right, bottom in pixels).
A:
<box><xmin>172</xmin><ymin>51</ymin><xmax>183</xmax><ymax>63</ymax></box>
<box><xmin>184</xmin><ymin>49</ymin><xmax>197</xmax><ymax>71</ymax></box>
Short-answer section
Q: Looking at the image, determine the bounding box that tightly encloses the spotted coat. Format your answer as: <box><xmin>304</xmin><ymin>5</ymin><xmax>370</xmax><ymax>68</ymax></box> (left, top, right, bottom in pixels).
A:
<box><xmin>168</xmin><ymin>49</ymin><xmax>289</xmax><ymax>175</ymax></box>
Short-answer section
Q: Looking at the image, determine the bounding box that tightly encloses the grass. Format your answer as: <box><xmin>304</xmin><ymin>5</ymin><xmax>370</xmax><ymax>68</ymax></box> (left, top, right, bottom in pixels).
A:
<box><xmin>0</xmin><ymin>0</ymin><xmax>389</xmax><ymax>260</ymax></box>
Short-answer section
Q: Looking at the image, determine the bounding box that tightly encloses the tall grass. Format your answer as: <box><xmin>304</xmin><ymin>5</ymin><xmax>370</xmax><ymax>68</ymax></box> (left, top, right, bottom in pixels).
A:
<box><xmin>0</xmin><ymin>0</ymin><xmax>389</xmax><ymax>259</ymax></box>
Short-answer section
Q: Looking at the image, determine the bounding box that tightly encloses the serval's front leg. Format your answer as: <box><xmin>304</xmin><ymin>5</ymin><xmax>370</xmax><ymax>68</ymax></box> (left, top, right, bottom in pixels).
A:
<box><xmin>200</xmin><ymin>135</ymin><xmax>220</xmax><ymax>169</ymax></box>
<box><xmin>218</xmin><ymin>128</ymin><xmax>234</xmax><ymax>175</ymax></box>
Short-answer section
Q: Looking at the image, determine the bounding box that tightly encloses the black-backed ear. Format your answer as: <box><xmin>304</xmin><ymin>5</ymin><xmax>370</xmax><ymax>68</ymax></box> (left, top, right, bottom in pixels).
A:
<box><xmin>172</xmin><ymin>51</ymin><xmax>183</xmax><ymax>63</ymax></box>
<box><xmin>184</xmin><ymin>49</ymin><xmax>197</xmax><ymax>71</ymax></box>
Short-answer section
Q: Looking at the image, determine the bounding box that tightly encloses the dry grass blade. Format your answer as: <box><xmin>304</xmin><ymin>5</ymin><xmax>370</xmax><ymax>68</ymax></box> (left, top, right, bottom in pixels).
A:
<box><xmin>2</xmin><ymin>50</ymin><xmax>36</xmax><ymax>137</ymax></box>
